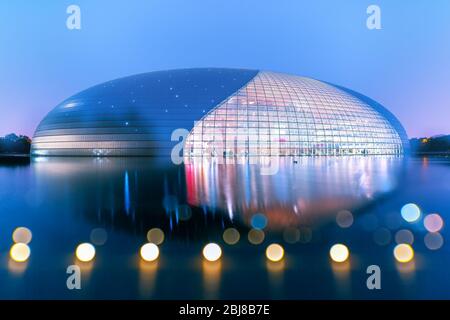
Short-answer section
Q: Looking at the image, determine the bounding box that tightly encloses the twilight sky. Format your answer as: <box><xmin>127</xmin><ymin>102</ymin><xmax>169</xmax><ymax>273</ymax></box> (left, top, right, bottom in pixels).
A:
<box><xmin>0</xmin><ymin>0</ymin><xmax>449</xmax><ymax>138</ymax></box>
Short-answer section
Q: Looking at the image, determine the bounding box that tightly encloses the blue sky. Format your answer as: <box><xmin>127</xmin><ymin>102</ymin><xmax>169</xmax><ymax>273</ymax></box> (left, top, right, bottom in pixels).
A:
<box><xmin>1</xmin><ymin>0</ymin><xmax>449</xmax><ymax>137</ymax></box>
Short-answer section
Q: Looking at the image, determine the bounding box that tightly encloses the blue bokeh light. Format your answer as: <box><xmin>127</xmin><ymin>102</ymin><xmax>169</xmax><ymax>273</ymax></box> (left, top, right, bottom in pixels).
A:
<box><xmin>401</xmin><ymin>203</ymin><xmax>421</xmax><ymax>222</ymax></box>
<box><xmin>251</xmin><ymin>213</ymin><xmax>268</xmax><ymax>230</ymax></box>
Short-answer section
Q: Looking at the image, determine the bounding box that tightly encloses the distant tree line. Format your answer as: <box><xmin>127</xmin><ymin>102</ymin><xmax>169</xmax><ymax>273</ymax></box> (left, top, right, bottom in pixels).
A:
<box><xmin>0</xmin><ymin>133</ymin><xmax>31</xmax><ymax>154</ymax></box>
<box><xmin>410</xmin><ymin>135</ymin><xmax>450</xmax><ymax>154</ymax></box>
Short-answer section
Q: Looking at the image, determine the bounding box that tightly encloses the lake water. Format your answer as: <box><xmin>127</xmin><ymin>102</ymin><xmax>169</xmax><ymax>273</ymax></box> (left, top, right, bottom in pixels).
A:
<box><xmin>0</xmin><ymin>155</ymin><xmax>449</xmax><ymax>299</ymax></box>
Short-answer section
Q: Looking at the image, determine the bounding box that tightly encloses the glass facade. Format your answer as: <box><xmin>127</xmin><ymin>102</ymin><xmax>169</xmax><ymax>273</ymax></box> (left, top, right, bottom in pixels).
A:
<box><xmin>31</xmin><ymin>68</ymin><xmax>408</xmax><ymax>157</ymax></box>
<box><xmin>31</xmin><ymin>68</ymin><xmax>258</xmax><ymax>156</ymax></box>
<box><xmin>185</xmin><ymin>71</ymin><xmax>408</xmax><ymax>157</ymax></box>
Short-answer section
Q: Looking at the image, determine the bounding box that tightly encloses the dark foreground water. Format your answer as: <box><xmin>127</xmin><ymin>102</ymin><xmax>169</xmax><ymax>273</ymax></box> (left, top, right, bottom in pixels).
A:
<box><xmin>0</xmin><ymin>156</ymin><xmax>449</xmax><ymax>299</ymax></box>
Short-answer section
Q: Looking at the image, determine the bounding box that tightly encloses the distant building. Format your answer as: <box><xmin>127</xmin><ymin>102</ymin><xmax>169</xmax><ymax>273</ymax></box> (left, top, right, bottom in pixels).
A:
<box><xmin>31</xmin><ymin>68</ymin><xmax>409</xmax><ymax>157</ymax></box>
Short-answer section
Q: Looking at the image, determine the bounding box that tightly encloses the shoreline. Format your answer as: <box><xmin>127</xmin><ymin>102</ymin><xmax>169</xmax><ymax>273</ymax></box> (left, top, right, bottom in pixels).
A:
<box><xmin>0</xmin><ymin>153</ymin><xmax>31</xmax><ymax>164</ymax></box>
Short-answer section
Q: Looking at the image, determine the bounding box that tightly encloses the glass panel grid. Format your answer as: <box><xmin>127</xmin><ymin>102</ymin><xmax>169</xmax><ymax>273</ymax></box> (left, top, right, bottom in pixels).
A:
<box><xmin>185</xmin><ymin>71</ymin><xmax>404</xmax><ymax>157</ymax></box>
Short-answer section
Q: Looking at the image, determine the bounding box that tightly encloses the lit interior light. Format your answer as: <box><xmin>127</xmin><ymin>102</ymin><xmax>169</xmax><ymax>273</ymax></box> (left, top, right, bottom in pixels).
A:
<box><xmin>75</xmin><ymin>243</ymin><xmax>96</xmax><ymax>262</ymax></box>
<box><xmin>202</xmin><ymin>243</ymin><xmax>222</xmax><ymax>262</ymax></box>
<box><xmin>329</xmin><ymin>244</ymin><xmax>349</xmax><ymax>263</ymax></box>
<box><xmin>401</xmin><ymin>203</ymin><xmax>421</xmax><ymax>222</ymax></box>
<box><xmin>394</xmin><ymin>244</ymin><xmax>414</xmax><ymax>263</ymax></box>
<box><xmin>10</xmin><ymin>243</ymin><xmax>31</xmax><ymax>262</ymax></box>
<box><xmin>12</xmin><ymin>227</ymin><xmax>32</xmax><ymax>244</ymax></box>
<box><xmin>265</xmin><ymin>243</ymin><xmax>284</xmax><ymax>262</ymax></box>
<box><xmin>424</xmin><ymin>214</ymin><xmax>444</xmax><ymax>233</ymax></box>
<box><xmin>147</xmin><ymin>228</ymin><xmax>165</xmax><ymax>245</ymax></box>
<box><xmin>140</xmin><ymin>243</ymin><xmax>160</xmax><ymax>262</ymax></box>
<box><xmin>223</xmin><ymin>228</ymin><xmax>240</xmax><ymax>245</ymax></box>
<box><xmin>248</xmin><ymin>229</ymin><xmax>265</xmax><ymax>245</ymax></box>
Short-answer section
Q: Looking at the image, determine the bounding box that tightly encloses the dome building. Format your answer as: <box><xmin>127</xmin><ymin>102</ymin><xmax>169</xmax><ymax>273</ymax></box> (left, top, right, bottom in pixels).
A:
<box><xmin>31</xmin><ymin>68</ymin><xmax>409</xmax><ymax>157</ymax></box>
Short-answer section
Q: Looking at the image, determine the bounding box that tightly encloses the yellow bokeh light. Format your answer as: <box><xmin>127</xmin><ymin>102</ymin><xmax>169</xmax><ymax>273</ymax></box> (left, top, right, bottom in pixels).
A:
<box><xmin>147</xmin><ymin>228</ymin><xmax>165</xmax><ymax>245</ymax></box>
<box><xmin>394</xmin><ymin>244</ymin><xmax>414</xmax><ymax>263</ymax></box>
<box><xmin>248</xmin><ymin>229</ymin><xmax>265</xmax><ymax>245</ymax></box>
<box><xmin>223</xmin><ymin>228</ymin><xmax>240</xmax><ymax>245</ymax></box>
<box><xmin>10</xmin><ymin>243</ymin><xmax>31</xmax><ymax>262</ymax></box>
<box><xmin>140</xmin><ymin>243</ymin><xmax>160</xmax><ymax>262</ymax></box>
<box><xmin>75</xmin><ymin>243</ymin><xmax>96</xmax><ymax>262</ymax></box>
<box><xmin>202</xmin><ymin>243</ymin><xmax>222</xmax><ymax>262</ymax></box>
<box><xmin>329</xmin><ymin>244</ymin><xmax>349</xmax><ymax>263</ymax></box>
<box><xmin>265</xmin><ymin>243</ymin><xmax>284</xmax><ymax>262</ymax></box>
<box><xmin>12</xmin><ymin>227</ymin><xmax>32</xmax><ymax>244</ymax></box>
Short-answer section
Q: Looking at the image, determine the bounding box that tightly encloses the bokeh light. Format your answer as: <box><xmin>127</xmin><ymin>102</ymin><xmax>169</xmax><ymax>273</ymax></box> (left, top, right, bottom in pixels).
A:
<box><xmin>140</xmin><ymin>243</ymin><xmax>160</xmax><ymax>262</ymax></box>
<box><xmin>265</xmin><ymin>243</ymin><xmax>284</xmax><ymax>262</ymax></box>
<box><xmin>385</xmin><ymin>212</ymin><xmax>402</xmax><ymax>230</ymax></box>
<box><xmin>75</xmin><ymin>243</ymin><xmax>96</xmax><ymax>262</ymax></box>
<box><xmin>424</xmin><ymin>232</ymin><xmax>444</xmax><ymax>250</ymax></box>
<box><xmin>12</xmin><ymin>227</ymin><xmax>32</xmax><ymax>244</ymax></box>
<box><xmin>336</xmin><ymin>210</ymin><xmax>353</xmax><ymax>228</ymax></box>
<box><xmin>147</xmin><ymin>228</ymin><xmax>165</xmax><ymax>245</ymax></box>
<box><xmin>203</xmin><ymin>243</ymin><xmax>222</xmax><ymax>262</ymax></box>
<box><xmin>90</xmin><ymin>228</ymin><xmax>108</xmax><ymax>246</ymax></box>
<box><xmin>329</xmin><ymin>244</ymin><xmax>349</xmax><ymax>263</ymax></box>
<box><xmin>395</xmin><ymin>229</ymin><xmax>414</xmax><ymax>245</ymax></box>
<box><xmin>251</xmin><ymin>213</ymin><xmax>268</xmax><ymax>230</ymax></box>
<box><xmin>283</xmin><ymin>227</ymin><xmax>300</xmax><ymax>244</ymax></box>
<box><xmin>298</xmin><ymin>227</ymin><xmax>313</xmax><ymax>244</ymax></box>
<box><xmin>401</xmin><ymin>203</ymin><xmax>421</xmax><ymax>223</ymax></box>
<box><xmin>10</xmin><ymin>243</ymin><xmax>31</xmax><ymax>262</ymax></box>
<box><xmin>393</xmin><ymin>244</ymin><xmax>414</xmax><ymax>263</ymax></box>
<box><xmin>373</xmin><ymin>228</ymin><xmax>392</xmax><ymax>246</ymax></box>
<box><xmin>178</xmin><ymin>205</ymin><xmax>192</xmax><ymax>221</ymax></box>
<box><xmin>424</xmin><ymin>214</ymin><xmax>444</xmax><ymax>233</ymax></box>
<box><xmin>222</xmin><ymin>228</ymin><xmax>240</xmax><ymax>245</ymax></box>
<box><xmin>361</xmin><ymin>214</ymin><xmax>379</xmax><ymax>232</ymax></box>
<box><xmin>248</xmin><ymin>229</ymin><xmax>265</xmax><ymax>245</ymax></box>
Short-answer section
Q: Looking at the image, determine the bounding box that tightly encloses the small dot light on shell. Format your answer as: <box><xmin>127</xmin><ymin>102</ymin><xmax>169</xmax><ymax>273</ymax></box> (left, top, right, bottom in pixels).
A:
<box><xmin>75</xmin><ymin>243</ymin><xmax>96</xmax><ymax>262</ymax></box>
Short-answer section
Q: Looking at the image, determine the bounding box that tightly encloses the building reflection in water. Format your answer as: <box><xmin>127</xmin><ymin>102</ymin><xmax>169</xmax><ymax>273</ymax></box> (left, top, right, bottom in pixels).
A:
<box><xmin>202</xmin><ymin>259</ymin><xmax>222</xmax><ymax>299</ymax></box>
<box><xmin>31</xmin><ymin>156</ymin><xmax>405</xmax><ymax>237</ymax></box>
<box><xmin>138</xmin><ymin>258</ymin><xmax>159</xmax><ymax>298</ymax></box>
<box><xmin>185</xmin><ymin>156</ymin><xmax>405</xmax><ymax>230</ymax></box>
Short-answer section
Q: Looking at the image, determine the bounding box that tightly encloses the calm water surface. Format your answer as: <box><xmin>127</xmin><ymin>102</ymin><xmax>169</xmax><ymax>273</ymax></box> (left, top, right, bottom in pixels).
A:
<box><xmin>0</xmin><ymin>156</ymin><xmax>449</xmax><ymax>299</ymax></box>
